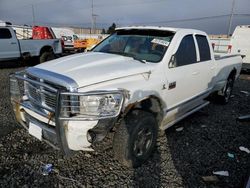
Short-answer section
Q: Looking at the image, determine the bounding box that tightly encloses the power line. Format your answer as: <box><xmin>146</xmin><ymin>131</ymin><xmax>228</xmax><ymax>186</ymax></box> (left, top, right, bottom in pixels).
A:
<box><xmin>9</xmin><ymin>13</ymin><xmax>250</xmax><ymax>29</ymax></box>
<box><xmin>94</xmin><ymin>0</ymin><xmax>165</xmax><ymax>8</ymax></box>
<box><xmin>234</xmin><ymin>13</ymin><xmax>250</xmax><ymax>16</ymax></box>
<box><xmin>116</xmin><ymin>13</ymin><xmax>250</xmax><ymax>25</ymax></box>
<box><xmin>119</xmin><ymin>14</ymin><xmax>231</xmax><ymax>25</ymax></box>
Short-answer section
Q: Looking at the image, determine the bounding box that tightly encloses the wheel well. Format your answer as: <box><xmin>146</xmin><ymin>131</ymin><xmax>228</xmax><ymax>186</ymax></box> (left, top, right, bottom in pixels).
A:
<box><xmin>40</xmin><ymin>46</ymin><xmax>53</xmax><ymax>56</ymax></box>
<box><xmin>229</xmin><ymin>68</ymin><xmax>237</xmax><ymax>80</ymax></box>
<box><xmin>122</xmin><ymin>96</ymin><xmax>164</xmax><ymax>126</ymax></box>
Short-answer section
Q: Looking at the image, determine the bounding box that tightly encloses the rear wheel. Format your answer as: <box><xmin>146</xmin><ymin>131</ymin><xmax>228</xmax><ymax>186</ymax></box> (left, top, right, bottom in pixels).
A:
<box><xmin>218</xmin><ymin>76</ymin><xmax>234</xmax><ymax>104</ymax></box>
<box><xmin>113</xmin><ymin>110</ymin><xmax>158</xmax><ymax>168</ymax></box>
<box><xmin>39</xmin><ymin>51</ymin><xmax>55</xmax><ymax>63</ymax></box>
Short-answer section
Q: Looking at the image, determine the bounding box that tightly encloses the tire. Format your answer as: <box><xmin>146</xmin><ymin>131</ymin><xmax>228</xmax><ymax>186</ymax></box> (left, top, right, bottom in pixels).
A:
<box><xmin>39</xmin><ymin>51</ymin><xmax>55</xmax><ymax>63</ymax></box>
<box><xmin>218</xmin><ymin>76</ymin><xmax>234</xmax><ymax>104</ymax></box>
<box><xmin>113</xmin><ymin>110</ymin><xmax>158</xmax><ymax>168</ymax></box>
<box><xmin>80</xmin><ymin>48</ymin><xmax>85</xmax><ymax>52</ymax></box>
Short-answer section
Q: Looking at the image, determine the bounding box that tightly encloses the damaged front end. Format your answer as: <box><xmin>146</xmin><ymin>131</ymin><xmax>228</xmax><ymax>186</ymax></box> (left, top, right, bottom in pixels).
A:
<box><xmin>9</xmin><ymin>69</ymin><xmax>126</xmax><ymax>155</ymax></box>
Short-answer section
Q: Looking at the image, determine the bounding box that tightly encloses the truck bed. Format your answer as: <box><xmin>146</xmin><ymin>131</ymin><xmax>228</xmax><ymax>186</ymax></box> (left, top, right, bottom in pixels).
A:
<box><xmin>19</xmin><ymin>39</ymin><xmax>62</xmax><ymax>57</ymax></box>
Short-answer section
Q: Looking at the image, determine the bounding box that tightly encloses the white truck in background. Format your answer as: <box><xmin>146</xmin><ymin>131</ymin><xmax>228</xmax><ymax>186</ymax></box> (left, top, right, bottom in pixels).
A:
<box><xmin>230</xmin><ymin>25</ymin><xmax>250</xmax><ymax>71</ymax></box>
<box><xmin>210</xmin><ymin>25</ymin><xmax>250</xmax><ymax>71</ymax></box>
<box><xmin>10</xmin><ymin>26</ymin><xmax>242</xmax><ymax>168</ymax></box>
<box><xmin>0</xmin><ymin>26</ymin><xmax>62</xmax><ymax>63</ymax></box>
<box><xmin>51</xmin><ymin>27</ymin><xmax>78</xmax><ymax>52</ymax></box>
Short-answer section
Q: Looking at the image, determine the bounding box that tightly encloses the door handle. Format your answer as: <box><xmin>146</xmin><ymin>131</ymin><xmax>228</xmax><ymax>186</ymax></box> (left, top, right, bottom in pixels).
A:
<box><xmin>10</xmin><ymin>42</ymin><xmax>17</xmax><ymax>44</ymax></box>
<box><xmin>192</xmin><ymin>71</ymin><xmax>199</xmax><ymax>75</ymax></box>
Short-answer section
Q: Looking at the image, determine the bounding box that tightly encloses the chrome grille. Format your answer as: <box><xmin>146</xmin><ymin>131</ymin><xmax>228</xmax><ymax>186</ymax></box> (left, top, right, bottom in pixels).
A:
<box><xmin>26</xmin><ymin>82</ymin><xmax>42</xmax><ymax>103</ymax></box>
<box><xmin>26</xmin><ymin>74</ymin><xmax>60</xmax><ymax>111</ymax></box>
<box><xmin>44</xmin><ymin>92</ymin><xmax>57</xmax><ymax>108</ymax></box>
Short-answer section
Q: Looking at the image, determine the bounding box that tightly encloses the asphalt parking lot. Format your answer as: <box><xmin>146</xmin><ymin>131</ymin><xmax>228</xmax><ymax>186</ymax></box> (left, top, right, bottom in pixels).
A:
<box><xmin>0</xmin><ymin>60</ymin><xmax>249</xmax><ymax>188</ymax></box>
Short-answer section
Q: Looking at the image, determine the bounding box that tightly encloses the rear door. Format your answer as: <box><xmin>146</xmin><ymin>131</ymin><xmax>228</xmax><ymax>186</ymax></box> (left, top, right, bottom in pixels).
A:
<box><xmin>194</xmin><ymin>34</ymin><xmax>215</xmax><ymax>93</ymax></box>
<box><xmin>0</xmin><ymin>28</ymin><xmax>20</xmax><ymax>60</ymax></box>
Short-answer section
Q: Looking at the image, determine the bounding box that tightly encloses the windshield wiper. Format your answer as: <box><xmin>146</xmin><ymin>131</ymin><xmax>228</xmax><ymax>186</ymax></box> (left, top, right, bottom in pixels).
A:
<box><xmin>108</xmin><ymin>51</ymin><xmax>146</xmax><ymax>64</ymax></box>
<box><xmin>132</xmin><ymin>56</ymin><xmax>146</xmax><ymax>64</ymax></box>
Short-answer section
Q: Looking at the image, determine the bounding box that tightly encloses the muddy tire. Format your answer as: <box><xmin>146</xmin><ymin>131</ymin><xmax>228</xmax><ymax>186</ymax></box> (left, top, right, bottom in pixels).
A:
<box><xmin>113</xmin><ymin>110</ymin><xmax>158</xmax><ymax>168</ymax></box>
<box><xmin>39</xmin><ymin>51</ymin><xmax>55</xmax><ymax>63</ymax></box>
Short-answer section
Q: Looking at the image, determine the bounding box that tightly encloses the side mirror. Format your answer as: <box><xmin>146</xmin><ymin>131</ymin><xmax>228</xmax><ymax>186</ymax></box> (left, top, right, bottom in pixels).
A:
<box><xmin>169</xmin><ymin>54</ymin><xmax>177</xmax><ymax>68</ymax></box>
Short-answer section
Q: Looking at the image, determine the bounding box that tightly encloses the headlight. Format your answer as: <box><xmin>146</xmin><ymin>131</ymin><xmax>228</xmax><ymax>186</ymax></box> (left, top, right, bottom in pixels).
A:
<box><xmin>60</xmin><ymin>91</ymin><xmax>124</xmax><ymax>120</ymax></box>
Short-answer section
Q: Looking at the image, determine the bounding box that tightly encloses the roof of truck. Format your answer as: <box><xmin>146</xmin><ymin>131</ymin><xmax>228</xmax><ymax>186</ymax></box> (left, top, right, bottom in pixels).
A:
<box><xmin>116</xmin><ymin>26</ymin><xmax>205</xmax><ymax>34</ymax></box>
<box><xmin>116</xmin><ymin>26</ymin><xmax>178</xmax><ymax>32</ymax></box>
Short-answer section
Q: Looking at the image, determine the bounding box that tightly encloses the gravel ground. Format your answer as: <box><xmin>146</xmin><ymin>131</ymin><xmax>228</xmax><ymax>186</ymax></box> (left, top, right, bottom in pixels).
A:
<box><xmin>0</xmin><ymin>61</ymin><xmax>249</xmax><ymax>188</ymax></box>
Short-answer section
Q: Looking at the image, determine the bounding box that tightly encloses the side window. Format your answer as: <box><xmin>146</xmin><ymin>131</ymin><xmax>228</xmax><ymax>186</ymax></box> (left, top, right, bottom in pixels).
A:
<box><xmin>195</xmin><ymin>35</ymin><xmax>211</xmax><ymax>61</ymax></box>
<box><xmin>175</xmin><ymin>35</ymin><xmax>196</xmax><ymax>67</ymax></box>
<box><xmin>0</xmin><ymin>28</ymin><xmax>12</xmax><ymax>39</ymax></box>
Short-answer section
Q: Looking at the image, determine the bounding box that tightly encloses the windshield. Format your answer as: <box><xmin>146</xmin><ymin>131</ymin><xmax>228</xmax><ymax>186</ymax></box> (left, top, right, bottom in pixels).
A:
<box><xmin>93</xmin><ymin>29</ymin><xmax>175</xmax><ymax>63</ymax></box>
<box><xmin>73</xmin><ymin>34</ymin><xmax>79</xmax><ymax>40</ymax></box>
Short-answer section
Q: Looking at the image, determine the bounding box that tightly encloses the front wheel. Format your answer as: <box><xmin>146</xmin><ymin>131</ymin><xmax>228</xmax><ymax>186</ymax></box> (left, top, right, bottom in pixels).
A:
<box><xmin>113</xmin><ymin>110</ymin><xmax>158</xmax><ymax>168</ymax></box>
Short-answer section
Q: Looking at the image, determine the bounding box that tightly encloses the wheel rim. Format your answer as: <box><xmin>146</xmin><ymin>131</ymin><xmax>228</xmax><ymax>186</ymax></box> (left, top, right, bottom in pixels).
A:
<box><xmin>133</xmin><ymin>127</ymin><xmax>153</xmax><ymax>157</ymax></box>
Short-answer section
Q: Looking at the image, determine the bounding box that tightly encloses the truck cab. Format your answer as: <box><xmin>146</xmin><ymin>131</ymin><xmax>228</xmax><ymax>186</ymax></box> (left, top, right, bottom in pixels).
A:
<box><xmin>0</xmin><ymin>27</ymin><xmax>20</xmax><ymax>60</ymax></box>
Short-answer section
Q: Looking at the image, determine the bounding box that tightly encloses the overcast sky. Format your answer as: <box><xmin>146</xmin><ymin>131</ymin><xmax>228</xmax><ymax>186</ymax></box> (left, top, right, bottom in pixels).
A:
<box><xmin>0</xmin><ymin>0</ymin><xmax>250</xmax><ymax>34</ymax></box>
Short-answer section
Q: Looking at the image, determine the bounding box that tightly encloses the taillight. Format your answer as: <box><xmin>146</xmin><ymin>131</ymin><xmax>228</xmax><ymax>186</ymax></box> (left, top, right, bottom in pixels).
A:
<box><xmin>228</xmin><ymin>45</ymin><xmax>232</xmax><ymax>53</ymax></box>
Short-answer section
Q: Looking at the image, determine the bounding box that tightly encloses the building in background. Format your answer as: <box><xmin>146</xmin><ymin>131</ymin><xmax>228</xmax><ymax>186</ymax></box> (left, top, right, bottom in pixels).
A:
<box><xmin>72</xmin><ymin>27</ymin><xmax>103</xmax><ymax>35</ymax></box>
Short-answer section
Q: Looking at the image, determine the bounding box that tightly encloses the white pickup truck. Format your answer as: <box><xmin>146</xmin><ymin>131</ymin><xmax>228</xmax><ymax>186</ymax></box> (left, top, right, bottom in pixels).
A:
<box><xmin>10</xmin><ymin>26</ymin><xmax>242</xmax><ymax>167</ymax></box>
<box><xmin>0</xmin><ymin>26</ymin><xmax>62</xmax><ymax>63</ymax></box>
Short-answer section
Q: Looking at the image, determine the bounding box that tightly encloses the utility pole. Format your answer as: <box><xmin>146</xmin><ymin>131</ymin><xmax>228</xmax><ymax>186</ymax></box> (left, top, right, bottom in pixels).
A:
<box><xmin>227</xmin><ymin>0</ymin><xmax>236</xmax><ymax>37</ymax></box>
<box><xmin>32</xmin><ymin>4</ymin><xmax>35</xmax><ymax>26</ymax></box>
<box><xmin>91</xmin><ymin>0</ymin><xmax>98</xmax><ymax>34</ymax></box>
<box><xmin>91</xmin><ymin>0</ymin><xmax>93</xmax><ymax>34</ymax></box>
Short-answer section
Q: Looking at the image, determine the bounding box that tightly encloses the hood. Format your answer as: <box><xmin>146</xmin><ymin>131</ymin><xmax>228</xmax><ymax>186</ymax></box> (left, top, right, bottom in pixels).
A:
<box><xmin>34</xmin><ymin>52</ymin><xmax>153</xmax><ymax>88</ymax></box>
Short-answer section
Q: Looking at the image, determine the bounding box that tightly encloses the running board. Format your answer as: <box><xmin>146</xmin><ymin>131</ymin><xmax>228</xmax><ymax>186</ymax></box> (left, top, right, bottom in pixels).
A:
<box><xmin>161</xmin><ymin>101</ymin><xmax>210</xmax><ymax>130</ymax></box>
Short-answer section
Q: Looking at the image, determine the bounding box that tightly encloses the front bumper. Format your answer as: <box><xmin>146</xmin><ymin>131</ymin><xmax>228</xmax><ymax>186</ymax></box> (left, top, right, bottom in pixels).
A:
<box><xmin>9</xmin><ymin>73</ymin><xmax>100</xmax><ymax>155</ymax></box>
<box><xmin>11</xmin><ymin>94</ymin><xmax>99</xmax><ymax>155</ymax></box>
